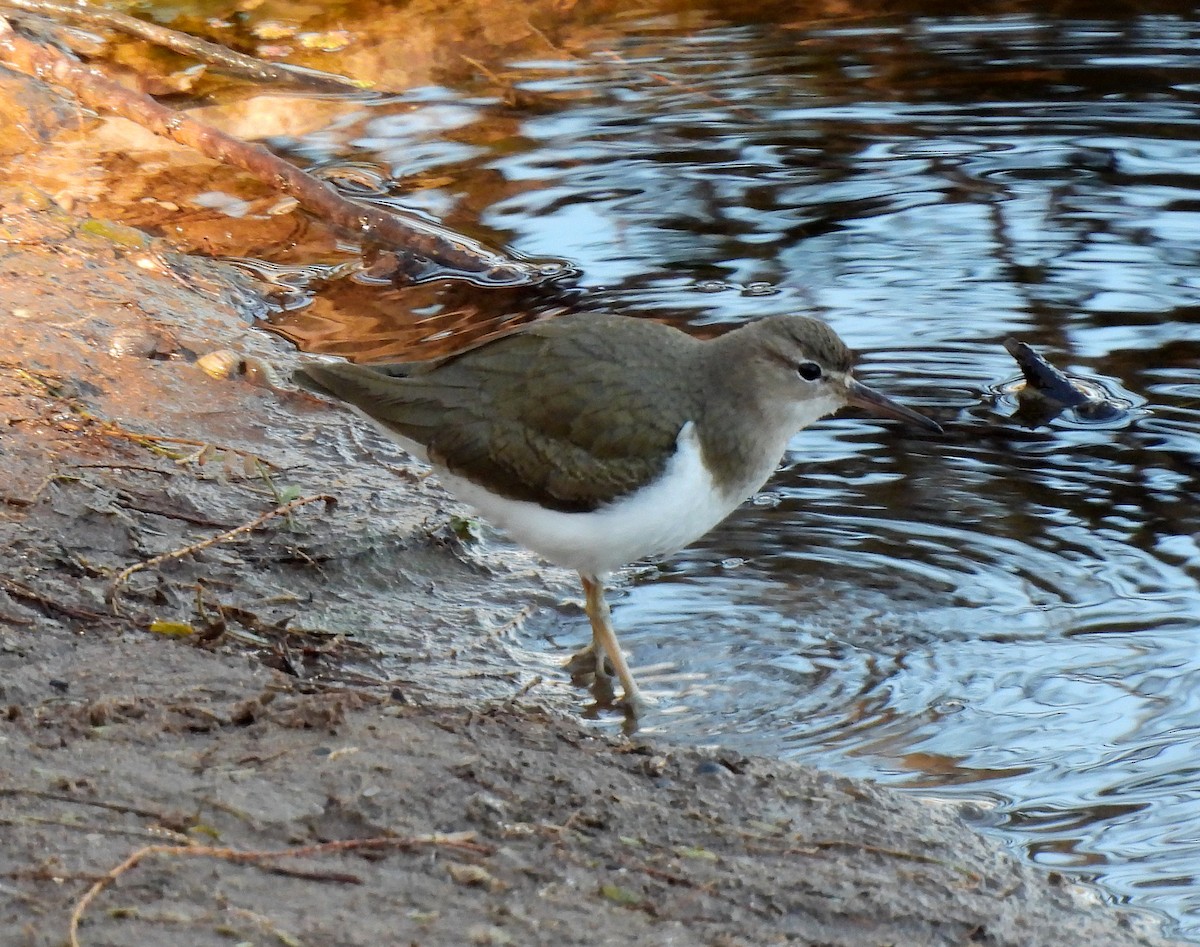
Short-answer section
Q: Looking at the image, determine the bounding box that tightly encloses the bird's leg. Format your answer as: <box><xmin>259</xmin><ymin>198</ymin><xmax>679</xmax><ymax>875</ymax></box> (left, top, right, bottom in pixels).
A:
<box><xmin>563</xmin><ymin>576</ymin><xmax>613</xmax><ymax>679</ymax></box>
<box><xmin>580</xmin><ymin>573</ymin><xmax>647</xmax><ymax>717</ymax></box>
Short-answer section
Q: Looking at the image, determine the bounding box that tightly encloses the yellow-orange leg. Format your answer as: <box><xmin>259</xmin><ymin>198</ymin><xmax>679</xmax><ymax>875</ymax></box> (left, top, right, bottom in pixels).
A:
<box><xmin>580</xmin><ymin>573</ymin><xmax>648</xmax><ymax>717</ymax></box>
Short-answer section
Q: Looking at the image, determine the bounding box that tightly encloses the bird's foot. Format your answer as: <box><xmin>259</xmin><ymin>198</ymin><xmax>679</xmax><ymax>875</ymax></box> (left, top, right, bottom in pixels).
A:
<box><xmin>584</xmin><ymin>676</ymin><xmax>654</xmax><ymax>730</ymax></box>
<box><xmin>564</xmin><ymin>643</ymin><xmax>615</xmax><ymax>681</ymax></box>
<box><xmin>621</xmin><ymin>687</ymin><xmax>655</xmax><ymax>721</ymax></box>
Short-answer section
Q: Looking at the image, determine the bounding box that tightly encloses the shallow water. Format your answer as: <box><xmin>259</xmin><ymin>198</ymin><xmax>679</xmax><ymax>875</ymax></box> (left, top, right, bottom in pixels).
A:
<box><xmin>226</xmin><ymin>3</ymin><xmax>1200</xmax><ymax>937</ymax></box>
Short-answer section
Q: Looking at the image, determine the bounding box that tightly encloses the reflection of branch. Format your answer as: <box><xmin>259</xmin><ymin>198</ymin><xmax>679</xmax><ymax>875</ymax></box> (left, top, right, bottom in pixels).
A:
<box><xmin>0</xmin><ymin>0</ymin><xmax>363</xmax><ymax>93</ymax></box>
<box><xmin>0</xmin><ymin>16</ymin><xmax>544</xmax><ymax>285</ymax></box>
<box><xmin>596</xmin><ymin>48</ymin><xmax>758</xmax><ymax>122</ymax></box>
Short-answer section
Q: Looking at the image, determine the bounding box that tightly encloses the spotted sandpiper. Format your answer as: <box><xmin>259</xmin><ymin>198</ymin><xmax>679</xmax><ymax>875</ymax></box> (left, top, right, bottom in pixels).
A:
<box><xmin>294</xmin><ymin>312</ymin><xmax>940</xmax><ymax>717</ymax></box>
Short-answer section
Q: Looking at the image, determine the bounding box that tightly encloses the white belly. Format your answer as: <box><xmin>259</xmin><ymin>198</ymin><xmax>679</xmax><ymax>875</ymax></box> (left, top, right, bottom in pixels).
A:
<box><xmin>440</xmin><ymin>421</ymin><xmax>748</xmax><ymax>578</ymax></box>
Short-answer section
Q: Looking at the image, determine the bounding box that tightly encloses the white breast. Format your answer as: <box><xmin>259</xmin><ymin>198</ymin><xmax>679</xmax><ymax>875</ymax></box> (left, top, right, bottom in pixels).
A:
<box><xmin>440</xmin><ymin>421</ymin><xmax>748</xmax><ymax>578</ymax></box>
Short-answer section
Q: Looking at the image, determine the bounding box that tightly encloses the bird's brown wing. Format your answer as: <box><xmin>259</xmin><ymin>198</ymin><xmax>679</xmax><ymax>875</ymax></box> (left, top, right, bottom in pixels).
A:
<box><xmin>294</xmin><ymin>315</ymin><xmax>701</xmax><ymax>513</ymax></box>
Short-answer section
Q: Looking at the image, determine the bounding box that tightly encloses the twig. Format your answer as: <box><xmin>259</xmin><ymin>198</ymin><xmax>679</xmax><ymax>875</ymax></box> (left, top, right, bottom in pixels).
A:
<box><xmin>486</xmin><ymin>604</ymin><xmax>535</xmax><ymax>640</ymax></box>
<box><xmin>75</xmin><ymin>463</ymin><xmax>174</xmax><ymax>476</ymax></box>
<box><xmin>115</xmin><ymin>493</ymin><xmax>239</xmax><ymax>530</ymax></box>
<box><xmin>1</xmin><ymin>472</ymin><xmax>79</xmax><ymax>507</ymax></box>
<box><xmin>0</xmin><ymin>880</ymin><xmax>40</xmax><ymax>904</ymax></box>
<box><xmin>15</xmin><ymin>393</ymin><xmax>283</xmax><ymax>485</ymax></box>
<box><xmin>106</xmin><ymin>493</ymin><xmax>336</xmax><ymax>615</ymax></box>
<box><xmin>262</xmin><ymin>863</ymin><xmax>363</xmax><ymax>885</ymax></box>
<box><xmin>68</xmin><ymin>832</ymin><xmax>490</xmax><ymax>946</ymax></box>
<box><xmin>0</xmin><ymin>814</ymin><xmax>187</xmax><ymax>844</ymax></box>
<box><xmin>0</xmin><ymin>788</ymin><xmax>170</xmax><ymax>821</ymax></box>
<box><xmin>504</xmin><ymin>675</ymin><xmax>543</xmax><ymax>708</ymax></box>
<box><xmin>93</xmin><ymin>422</ymin><xmax>279</xmax><ymax>470</ymax></box>
<box><xmin>2</xmin><ymin>868</ymin><xmax>108</xmax><ymax>883</ymax></box>
<box><xmin>786</xmin><ymin>839</ymin><xmax>982</xmax><ymax>879</ymax></box>
<box><xmin>0</xmin><ymin>0</ymin><xmax>364</xmax><ymax>92</ymax></box>
<box><xmin>0</xmin><ymin>577</ymin><xmax>106</xmax><ymax>622</ymax></box>
<box><xmin>0</xmin><ymin>15</ymin><xmax>549</xmax><ymax>285</ymax></box>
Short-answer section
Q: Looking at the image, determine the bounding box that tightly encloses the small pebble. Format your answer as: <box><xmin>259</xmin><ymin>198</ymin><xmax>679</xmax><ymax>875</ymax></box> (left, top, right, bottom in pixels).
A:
<box><xmin>196</xmin><ymin>349</ymin><xmax>244</xmax><ymax>380</ymax></box>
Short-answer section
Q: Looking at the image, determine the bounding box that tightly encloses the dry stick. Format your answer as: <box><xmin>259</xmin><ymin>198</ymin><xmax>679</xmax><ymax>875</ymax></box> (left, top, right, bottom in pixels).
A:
<box><xmin>0</xmin><ymin>471</ymin><xmax>77</xmax><ymax>507</ymax></box>
<box><xmin>0</xmin><ymin>788</ymin><xmax>170</xmax><ymax>821</ymax></box>
<box><xmin>0</xmin><ymin>16</ymin><xmax>540</xmax><ymax>284</ymax></box>
<box><xmin>0</xmin><ymin>577</ymin><xmax>106</xmax><ymax>622</ymax></box>
<box><xmin>106</xmin><ymin>493</ymin><xmax>336</xmax><ymax>615</ymax></box>
<box><xmin>0</xmin><ymin>0</ymin><xmax>363</xmax><ymax>92</ymax></box>
<box><xmin>116</xmin><ymin>497</ymin><xmax>237</xmax><ymax>530</ymax></box>
<box><xmin>68</xmin><ymin>833</ymin><xmax>491</xmax><ymax>947</ymax></box>
<box><xmin>75</xmin><ymin>462</ymin><xmax>175</xmax><ymax>476</ymax></box>
<box><xmin>92</xmin><ymin>424</ymin><xmax>278</xmax><ymax>470</ymax></box>
<box><xmin>261</xmin><ymin>863</ymin><xmax>365</xmax><ymax>885</ymax></box>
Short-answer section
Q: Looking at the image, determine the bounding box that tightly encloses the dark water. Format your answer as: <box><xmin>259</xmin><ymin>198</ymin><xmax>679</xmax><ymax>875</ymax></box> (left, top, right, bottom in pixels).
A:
<box><xmin>269</xmin><ymin>9</ymin><xmax>1200</xmax><ymax>938</ymax></box>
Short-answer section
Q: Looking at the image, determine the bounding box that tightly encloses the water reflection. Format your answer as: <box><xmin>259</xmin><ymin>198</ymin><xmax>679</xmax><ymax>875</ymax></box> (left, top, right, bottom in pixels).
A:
<box><xmin>262</xmin><ymin>6</ymin><xmax>1200</xmax><ymax>939</ymax></box>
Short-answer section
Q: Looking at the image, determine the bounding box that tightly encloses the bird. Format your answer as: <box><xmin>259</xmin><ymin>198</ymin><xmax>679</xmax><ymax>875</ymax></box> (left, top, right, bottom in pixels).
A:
<box><xmin>293</xmin><ymin>311</ymin><xmax>940</xmax><ymax>717</ymax></box>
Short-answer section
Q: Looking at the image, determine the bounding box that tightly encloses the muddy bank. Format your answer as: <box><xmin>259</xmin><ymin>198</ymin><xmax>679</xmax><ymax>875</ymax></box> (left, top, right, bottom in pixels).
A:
<box><xmin>0</xmin><ymin>657</ymin><xmax>1178</xmax><ymax>947</ymax></box>
<box><xmin>0</xmin><ymin>72</ymin><xmax>1183</xmax><ymax>947</ymax></box>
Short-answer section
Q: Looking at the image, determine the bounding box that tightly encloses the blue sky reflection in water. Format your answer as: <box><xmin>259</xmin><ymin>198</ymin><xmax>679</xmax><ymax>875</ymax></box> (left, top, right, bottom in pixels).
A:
<box><xmin>275</xmin><ymin>10</ymin><xmax>1200</xmax><ymax>938</ymax></box>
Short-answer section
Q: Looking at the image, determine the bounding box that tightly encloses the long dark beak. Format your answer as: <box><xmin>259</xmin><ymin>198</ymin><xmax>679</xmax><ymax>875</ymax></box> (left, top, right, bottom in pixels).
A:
<box><xmin>844</xmin><ymin>377</ymin><xmax>942</xmax><ymax>433</ymax></box>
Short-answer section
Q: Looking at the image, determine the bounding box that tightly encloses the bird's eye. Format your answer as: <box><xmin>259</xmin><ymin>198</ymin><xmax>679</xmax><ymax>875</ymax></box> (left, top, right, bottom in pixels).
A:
<box><xmin>796</xmin><ymin>361</ymin><xmax>823</xmax><ymax>381</ymax></box>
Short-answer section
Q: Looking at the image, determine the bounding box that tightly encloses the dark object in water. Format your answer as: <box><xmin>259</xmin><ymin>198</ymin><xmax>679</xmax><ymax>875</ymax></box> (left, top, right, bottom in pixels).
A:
<box><xmin>1003</xmin><ymin>339</ymin><xmax>1123</xmax><ymax>426</ymax></box>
